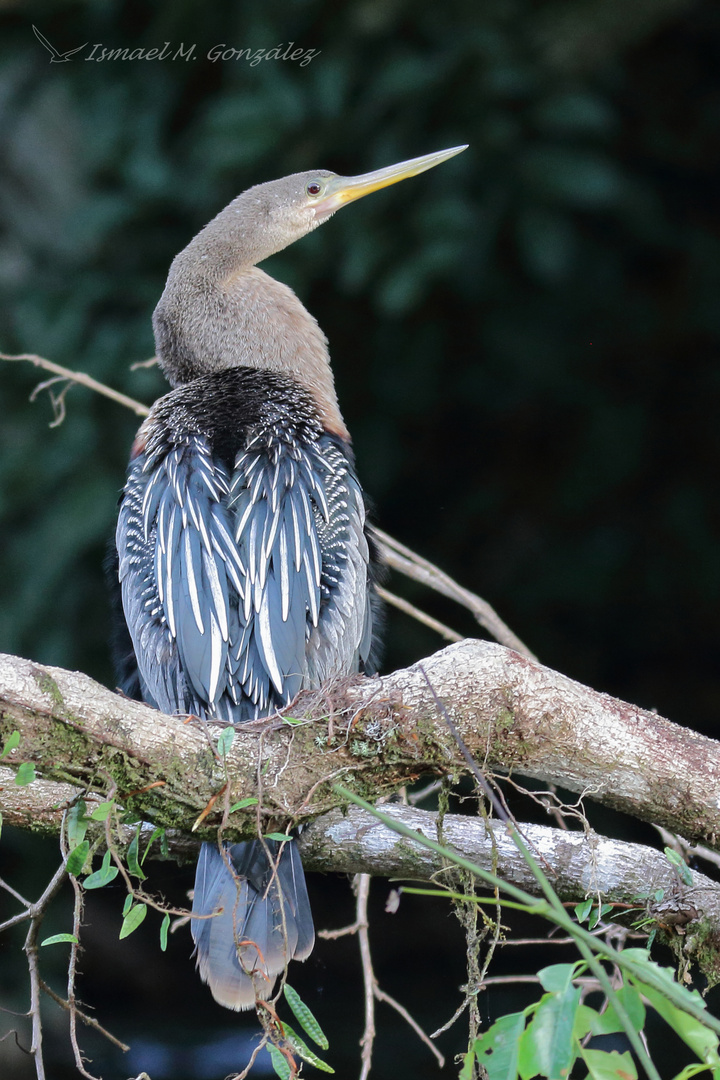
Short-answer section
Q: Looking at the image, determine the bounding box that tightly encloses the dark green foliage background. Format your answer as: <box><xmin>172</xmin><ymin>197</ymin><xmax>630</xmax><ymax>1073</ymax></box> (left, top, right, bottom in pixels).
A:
<box><xmin>1</xmin><ymin>1</ymin><xmax>719</xmax><ymax>1077</ymax></box>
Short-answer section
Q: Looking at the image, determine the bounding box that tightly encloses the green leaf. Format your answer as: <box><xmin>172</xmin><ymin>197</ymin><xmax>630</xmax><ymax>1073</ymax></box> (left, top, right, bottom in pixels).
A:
<box><xmin>122</xmin><ymin>893</ymin><xmax>134</xmax><ymax>917</ymax></box>
<box><xmin>664</xmin><ymin>846</ymin><xmax>693</xmax><ymax>886</ymax></box>
<box><xmin>596</xmin><ymin>984</ymin><xmax>645</xmax><ymax>1035</ymax></box>
<box><xmin>475</xmin><ymin>1011</ymin><xmax>525</xmax><ymax>1079</ymax></box>
<box><xmin>538</xmin><ymin>963</ymin><xmax>576</xmax><ymax>994</ymax></box>
<box><xmin>66</xmin><ymin>800</ymin><xmax>88</xmax><ymax>848</ymax></box>
<box><xmin>283</xmin><ymin>1022</ymin><xmax>334</xmax><ymax>1072</ymax></box>
<box><xmin>654</xmin><ymin>888</ymin><xmax>665</xmax><ymax>902</ymax></box>
<box><xmin>89</xmin><ymin>800</ymin><xmax>114</xmax><ymax>821</ymax></box>
<box><xmin>41</xmin><ymin>933</ymin><xmax>79</xmax><ymax>946</ymax></box>
<box><xmin>1</xmin><ymin>730</ymin><xmax>20</xmax><ymax>759</ymax></box>
<box><xmin>573</xmin><ymin>1003</ymin><xmax>602</xmax><ymax>1040</ymax></box>
<box><xmin>269</xmin><ymin>1046</ymin><xmax>291</xmax><ymax>1080</ymax></box>
<box><xmin>141</xmin><ymin>826</ymin><xmax>165</xmax><ymax>864</ymax></box>
<box><xmin>671</xmin><ymin>1066</ymin><xmax>718</xmax><ymax>1080</ymax></box>
<box><xmin>518</xmin><ymin>986</ymin><xmax>580</xmax><ymax>1080</ymax></box>
<box><xmin>119</xmin><ymin>902</ymin><xmax>147</xmax><ymax>939</ymax></box>
<box><xmin>127</xmin><ymin>826</ymin><xmax>147</xmax><ymax>880</ymax></box>
<box><xmin>582</xmin><ymin>1048</ymin><xmax>638</xmax><ymax>1079</ymax></box>
<box><xmin>589</xmin><ymin>902</ymin><xmax>613</xmax><ymax>929</ymax></box>
<box><xmin>14</xmin><ymin>762</ymin><xmax>36</xmax><ymax>786</ymax></box>
<box><xmin>229</xmin><ymin>797</ymin><xmax>259</xmax><ymax>813</ymax></box>
<box><xmin>574</xmin><ymin>898</ymin><xmax>593</xmax><ymax>923</ymax></box>
<box><xmin>66</xmin><ymin>840</ymin><xmax>90</xmax><ymax>877</ymax></box>
<box><xmin>83</xmin><ymin>849</ymin><xmax>119</xmax><ymax>889</ymax></box>
<box><xmin>83</xmin><ymin>865</ymin><xmax>119</xmax><ymax>889</ymax></box>
<box><xmin>265</xmin><ymin>832</ymin><xmax>293</xmax><ymax>843</ymax></box>
<box><xmin>160</xmin><ymin>912</ymin><xmax>170</xmax><ymax>952</ymax></box>
<box><xmin>282</xmin><ymin>715</ymin><xmax>304</xmax><ymax>726</ymax></box>
<box><xmin>459</xmin><ymin>1050</ymin><xmax>476</xmax><ymax>1080</ymax></box>
<box><xmin>217</xmin><ymin>726</ymin><xmax>235</xmax><ymax>756</ymax></box>
<box><xmin>631</xmin><ymin>978</ymin><xmax>720</xmax><ymax>1064</ymax></box>
<box><xmin>284</xmin><ymin>984</ymin><xmax>329</xmax><ymax>1049</ymax></box>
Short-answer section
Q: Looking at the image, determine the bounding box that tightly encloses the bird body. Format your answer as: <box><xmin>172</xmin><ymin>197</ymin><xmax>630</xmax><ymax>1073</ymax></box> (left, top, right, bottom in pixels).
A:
<box><xmin>118</xmin><ymin>366</ymin><xmax>373</xmax><ymax>722</ymax></box>
<box><xmin>117</xmin><ymin>363</ymin><xmax>373</xmax><ymax>1009</ymax></box>
<box><xmin>115</xmin><ymin>145</ymin><xmax>466</xmax><ymax>1010</ymax></box>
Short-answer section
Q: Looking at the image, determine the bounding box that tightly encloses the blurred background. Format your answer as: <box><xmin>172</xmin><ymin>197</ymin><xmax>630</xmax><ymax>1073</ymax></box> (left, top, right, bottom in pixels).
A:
<box><xmin>1</xmin><ymin>0</ymin><xmax>719</xmax><ymax>1077</ymax></box>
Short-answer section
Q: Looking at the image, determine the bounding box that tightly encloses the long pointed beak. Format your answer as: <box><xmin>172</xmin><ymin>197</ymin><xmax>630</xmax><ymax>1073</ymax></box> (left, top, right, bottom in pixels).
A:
<box><xmin>313</xmin><ymin>145</ymin><xmax>468</xmax><ymax>221</ymax></box>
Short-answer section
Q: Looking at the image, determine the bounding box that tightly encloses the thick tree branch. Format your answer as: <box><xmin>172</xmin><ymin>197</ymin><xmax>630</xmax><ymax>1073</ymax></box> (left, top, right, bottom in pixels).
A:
<box><xmin>301</xmin><ymin>805</ymin><xmax>718</xmax><ymax>926</ymax></box>
<box><xmin>1</xmin><ymin>642</ymin><xmax>718</xmax><ymax>849</ymax></box>
<box><xmin>4</xmin><ymin>765</ymin><xmax>716</xmax><ymax>963</ymax></box>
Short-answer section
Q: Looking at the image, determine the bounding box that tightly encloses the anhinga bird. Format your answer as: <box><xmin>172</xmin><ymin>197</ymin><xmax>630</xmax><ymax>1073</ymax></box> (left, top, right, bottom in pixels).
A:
<box><xmin>116</xmin><ymin>144</ymin><xmax>467</xmax><ymax>1010</ymax></box>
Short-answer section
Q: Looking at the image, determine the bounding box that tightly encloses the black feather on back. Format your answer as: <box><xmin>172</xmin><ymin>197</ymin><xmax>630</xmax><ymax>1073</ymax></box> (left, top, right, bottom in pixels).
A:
<box><xmin>115</xmin><ymin>366</ymin><xmax>381</xmax><ymax>724</ymax></box>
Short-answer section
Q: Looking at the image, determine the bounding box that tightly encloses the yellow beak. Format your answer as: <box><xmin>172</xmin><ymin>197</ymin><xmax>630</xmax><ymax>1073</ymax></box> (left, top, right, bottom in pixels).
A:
<box><xmin>313</xmin><ymin>145</ymin><xmax>468</xmax><ymax>221</ymax></box>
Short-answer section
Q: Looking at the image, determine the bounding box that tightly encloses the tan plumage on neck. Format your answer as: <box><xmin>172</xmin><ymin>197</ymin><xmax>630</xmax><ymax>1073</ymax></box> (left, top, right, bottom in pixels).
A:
<box><xmin>221</xmin><ymin>267</ymin><xmax>348</xmax><ymax>439</ymax></box>
<box><xmin>152</xmin><ymin>171</ymin><xmax>349</xmax><ymax>439</ymax></box>
<box><xmin>154</xmin><ymin>259</ymin><xmax>348</xmax><ymax>438</ymax></box>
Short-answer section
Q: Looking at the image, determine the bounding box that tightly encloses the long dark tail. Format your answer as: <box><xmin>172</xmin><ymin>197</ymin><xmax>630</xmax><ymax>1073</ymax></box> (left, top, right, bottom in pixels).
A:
<box><xmin>191</xmin><ymin>839</ymin><xmax>314</xmax><ymax>1010</ymax></box>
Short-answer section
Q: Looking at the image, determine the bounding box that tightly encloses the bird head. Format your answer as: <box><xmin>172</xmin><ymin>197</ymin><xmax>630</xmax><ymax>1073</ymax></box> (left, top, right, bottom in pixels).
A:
<box><xmin>236</xmin><ymin>144</ymin><xmax>468</xmax><ymax>259</ymax></box>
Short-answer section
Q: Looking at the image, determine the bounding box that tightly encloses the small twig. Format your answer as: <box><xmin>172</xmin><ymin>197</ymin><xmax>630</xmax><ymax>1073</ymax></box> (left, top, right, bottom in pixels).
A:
<box><xmin>429</xmin><ymin>996</ymin><xmax>469</xmax><ymax>1040</ymax></box>
<box><xmin>375</xmin><ymin>586</ymin><xmax>463</xmax><ymax>643</ymax></box>
<box><xmin>318</xmin><ymin>920</ymin><xmax>363</xmax><ymax>941</ymax></box>
<box><xmin>0</xmin><ymin>1027</ymin><xmax>30</xmax><ymax>1052</ymax></box>
<box><xmin>476</xmin><ymin>974</ymin><xmax>556</xmax><ymax>987</ymax></box>
<box><xmin>39</xmin><ymin>981</ymin><xmax>130</xmax><ymax>1052</ymax></box>
<box><xmin>67</xmin><ymin>876</ymin><xmax>99</xmax><ymax>1080</ymax></box>
<box><xmin>502</xmin><ymin>775</ymin><xmax>591</xmax><ymax>832</ymax></box>
<box><xmin>407</xmin><ymin>779</ymin><xmax>445</xmax><ymax>806</ymax></box>
<box><xmin>231</xmin><ymin>1035</ymin><xmax>269</xmax><ymax>1080</ymax></box>
<box><xmin>22</xmin><ymin>861</ymin><xmax>69</xmax><ymax>1080</ymax></box>
<box><xmin>0</xmin><ymin>909</ymin><xmax>35</xmax><ymax>934</ymax></box>
<box><xmin>29</xmin><ymin>376</ymin><xmax>73</xmax><ymax>427</ymax></box>
<box><xmin>1</xmin><ymin>352</ymin><xmax>150</xmax><ymax>420</ymax></box>
<box><xmin>100</xmin><ymin>806</ymin><xmax>193</xmax><ymax>920</ymax></box>
<box><xmin>320</xmin><ymin>876</ymin><xmax>444</xmax><ymax>1077</ymax></box>
<box><xmin>0</xmin><ymin>876</ymin><xmax>32</xmax><ymax>909</ymax></box>
<box><xmin>356</xmin><ymin>875</ymin><xmax>375</xmax><ymax>1080</ymax></box>
<box><xmin>1</xmin><ymin>849</ymin><xmax>126</xmax><ymax>1071</ymax></box>
<box><xmin>654</xmin><ymin>825</ymin><xmax>720</xmax><ymax>873</ymax></box>
<box><xmin>372</xmin><ymin>526</ymin><xmax>538</xmax><ymax>660</ymax></box>
<box><xmin>373</xmin><ymin>984</ymin><xmax>444</xmax><ymax>1068</ymax></box>
<box><xmin>353</xmin><ymin>874</ymin><xmax>444</xmax><ymax>1080</ymax></box>
<box><xmin>57</xmin><ymin>806</ymin><xmax>102</xmax><ymax>1079</ymax></box>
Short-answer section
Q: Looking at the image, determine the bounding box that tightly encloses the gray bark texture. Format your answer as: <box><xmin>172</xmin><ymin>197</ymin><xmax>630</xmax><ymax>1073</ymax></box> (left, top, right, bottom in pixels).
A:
<box><xmin>2</xmin><ymin>640</ymin><xmax>720</xmax><ymax>977</ymax></box>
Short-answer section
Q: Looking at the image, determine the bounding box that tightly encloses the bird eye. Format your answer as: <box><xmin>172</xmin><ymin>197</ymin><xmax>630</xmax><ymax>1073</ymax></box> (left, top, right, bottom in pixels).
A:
<box><xmin>306</xmin><ymin>181</ymin><xmax>322</xmax><ymax>197</ymax></box>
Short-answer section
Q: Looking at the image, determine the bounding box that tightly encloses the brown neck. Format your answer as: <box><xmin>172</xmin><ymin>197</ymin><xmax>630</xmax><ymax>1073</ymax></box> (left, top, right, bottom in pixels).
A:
<box><xmin>153</xmin><ymin>263</ymin><xmax>349</xmax><ymax>440</ymax></box>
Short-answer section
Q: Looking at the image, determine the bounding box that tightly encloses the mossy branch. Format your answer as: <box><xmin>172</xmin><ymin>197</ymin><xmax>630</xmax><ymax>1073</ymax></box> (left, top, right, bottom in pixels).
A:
<box><xmin>2</xmin><ymin>640</ymin><xmax>720</xmax><ymax>845</ymax></box>
<box><xmin>3</xmin><ymin>640</ymin><xmax>720</xmax><ymax>977</ymax></box>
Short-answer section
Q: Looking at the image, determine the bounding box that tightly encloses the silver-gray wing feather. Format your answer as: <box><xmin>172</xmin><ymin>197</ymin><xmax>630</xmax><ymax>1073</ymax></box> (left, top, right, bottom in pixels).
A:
<box><xmin>117</xmin><ymin>429</ymin><xmax>373</xmax><ymax>723</ymax></box>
